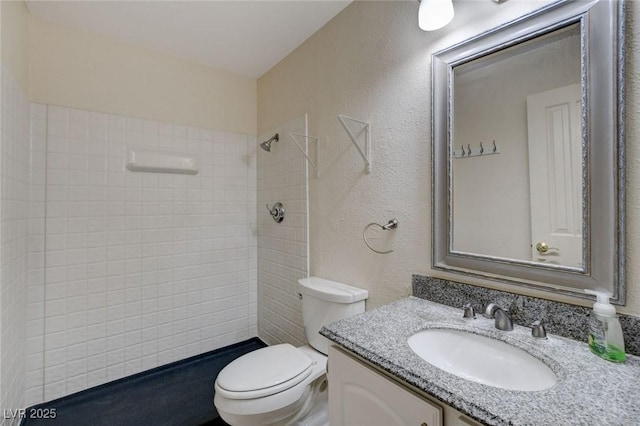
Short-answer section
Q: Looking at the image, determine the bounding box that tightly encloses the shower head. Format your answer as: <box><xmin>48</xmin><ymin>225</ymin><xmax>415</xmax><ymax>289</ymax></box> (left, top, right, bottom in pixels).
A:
<box><xmin>260</xmin><ymin>134</ymin><xmax>279</xmax><ymax>152</ymax></box>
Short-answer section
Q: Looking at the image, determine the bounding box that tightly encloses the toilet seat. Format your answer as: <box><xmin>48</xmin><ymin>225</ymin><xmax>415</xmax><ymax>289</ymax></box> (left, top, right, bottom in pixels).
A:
<box><xmin>215</xmin><ymin>344</ymin><xmax>313</xmax><ymax>400</ymax></box>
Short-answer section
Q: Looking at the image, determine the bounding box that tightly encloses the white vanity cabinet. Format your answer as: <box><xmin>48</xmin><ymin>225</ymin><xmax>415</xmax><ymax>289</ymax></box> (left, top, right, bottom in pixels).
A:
<box><xmin>328</xmin><ymin>345</ymin><xmax>483</xmax><ymax>426</ymax></box>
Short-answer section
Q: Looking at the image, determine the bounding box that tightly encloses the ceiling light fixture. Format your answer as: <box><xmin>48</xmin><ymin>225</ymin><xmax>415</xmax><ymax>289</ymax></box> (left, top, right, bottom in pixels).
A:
<box><xmin>418</xmin><ymin>0</ymin><xmax>455</xmax><ymax>31</ymax></box>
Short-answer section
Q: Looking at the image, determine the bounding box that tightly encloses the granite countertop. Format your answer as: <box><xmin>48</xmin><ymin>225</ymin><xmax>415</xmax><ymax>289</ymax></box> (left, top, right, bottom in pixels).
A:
<box><xmin>320</xmin><ymin>297</ymin><xmax>640</xmax><ymax>426</ymax></box>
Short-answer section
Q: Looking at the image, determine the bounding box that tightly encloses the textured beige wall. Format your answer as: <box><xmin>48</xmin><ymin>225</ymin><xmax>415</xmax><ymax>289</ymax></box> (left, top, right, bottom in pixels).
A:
<box><xmin>29</xmin><ymin>15</ymin><xmax>257</xmax><ymax>135</ymax></box>
<box><xmin>258</xmin><ymin>1</ymin><xmax>640</xmax><ymax>317</ymax></box>
<box><xmin>2</xmin><ymin>0</ymin><xmax>29</xmax><ymax>92</ymax></box>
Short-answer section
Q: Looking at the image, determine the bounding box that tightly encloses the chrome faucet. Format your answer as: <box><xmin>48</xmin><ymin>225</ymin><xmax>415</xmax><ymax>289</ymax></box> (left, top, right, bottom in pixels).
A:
<box><xmin>494</xmin><ymin>308</ymin><xmax>514</xmax><ymax>331</ymax></box>
<box><xmin>482</xmin><ymin>303</ymin><xmax>500</xmax><ymax>318</ymax></box>
<box><xmin>482</xmin><ymin>303</ymin><xmax>514</xmax><ymax>331</ymax></box>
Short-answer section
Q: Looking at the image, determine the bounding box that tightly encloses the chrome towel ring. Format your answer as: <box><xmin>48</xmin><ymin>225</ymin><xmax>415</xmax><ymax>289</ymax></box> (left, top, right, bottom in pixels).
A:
<box><xmin>363</xmin><ymin>219</ymin><xmax>399</xmax><ymax>254</ymax></box>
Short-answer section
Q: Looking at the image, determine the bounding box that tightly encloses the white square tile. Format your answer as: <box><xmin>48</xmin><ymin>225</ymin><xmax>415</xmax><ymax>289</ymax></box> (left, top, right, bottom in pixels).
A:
<box><xmin>87</xmin><ymin>369</ymin><xmax>107</xmax><ymax>387</ymax></box>
<box><xmin>87</xmin><ymin>338</ymin><xmax>106</xmax><ymax>357</ymax></box>
<box><xmin>25</xmin><ymin>387</ymin><xmax>44</xmax><ymax>407</ymax></box>
<box><xmin>83</xmin><ymin>354</ymin><xmax>106</xmax><ymax>377</ymax></box>
<box><xmin>44</xmin><ymin>347</ymin><xmax>66</xmax><ymax>368</ymax></box>
<box><xmin>67</xmin><ymin>342</ymin><xmax>87</xmax><ymax>362</ymax></box>
<box><xmin>44</xmin><ymin>380</ymin><xmax>66</xmax><ymax>401</ymax></box>
<box><xmin>44</xmin><ymin>364</ymin><xmax>67</xmax><ymax>384</ymax></box>
<box><xmin>67</xmin><ymin>358</ymin><xmax>88</xmax><ymax>377</ymax></box>
<box><xmin>106</xmin><ymin>363</ymin><xmax>125</xmax><ymax>381</ymax></box>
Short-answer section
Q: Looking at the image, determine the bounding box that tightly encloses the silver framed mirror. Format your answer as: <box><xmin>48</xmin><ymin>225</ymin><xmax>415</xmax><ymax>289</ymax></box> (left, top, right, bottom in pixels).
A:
<box><xmin>432</xmin><ymin>0</ymin><xmax>625</xmax><ymax>303</ymax></box>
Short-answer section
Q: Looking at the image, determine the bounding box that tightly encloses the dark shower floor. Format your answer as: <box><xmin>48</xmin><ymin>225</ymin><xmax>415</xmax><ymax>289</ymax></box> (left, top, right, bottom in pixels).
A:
<box><xmin>20</xmin><ymin>338</ymin><xmax>266</xmax><ymax>426</ymax></box>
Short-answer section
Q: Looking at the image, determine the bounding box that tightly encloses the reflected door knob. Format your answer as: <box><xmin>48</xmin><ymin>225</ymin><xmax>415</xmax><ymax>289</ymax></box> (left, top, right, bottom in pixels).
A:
<box><xmin>535</xmin><ymin>242</ymin><xmax>558</xmax><ymax>254</ymax></box>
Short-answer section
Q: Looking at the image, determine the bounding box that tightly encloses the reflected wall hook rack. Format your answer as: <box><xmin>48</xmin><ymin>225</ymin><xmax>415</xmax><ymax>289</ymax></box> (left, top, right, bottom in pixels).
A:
<box><xmin>363</xmin><ymin>219</ymin><xmax>398</xmax><ymax>254</ymax></box>
<box><xmin>290</xmin><ymin>132</ymin><xmax>319</xmax><ymax>177</ymax></box>
<box><xmin>454</xmin><ymin>140</ymin><xmax>500</xmax><ymax>159</ymax></box>
<box><xmin>337</xmin><ymin>114</ymin><xmax>371</xmax><ymax>173</ymax></box>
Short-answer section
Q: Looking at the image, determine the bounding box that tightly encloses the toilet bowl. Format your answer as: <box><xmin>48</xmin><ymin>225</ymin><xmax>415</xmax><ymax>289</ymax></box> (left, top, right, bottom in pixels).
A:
<box><xmin>213</xmin><ymin>277</ymin><xmax>368</xmax><ymax>426</ymax></box>
<box><xmin>214</xmin><ymin>345</ymin><xmax>327</xmax><ymax>426</ymax></box>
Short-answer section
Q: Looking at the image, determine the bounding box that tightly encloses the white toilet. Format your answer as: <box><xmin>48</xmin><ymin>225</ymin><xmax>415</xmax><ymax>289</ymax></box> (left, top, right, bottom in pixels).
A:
<box><xmin>214</xmin><ymin>277</ymin><xmax>368</xmax><ymax>426</ymax></box>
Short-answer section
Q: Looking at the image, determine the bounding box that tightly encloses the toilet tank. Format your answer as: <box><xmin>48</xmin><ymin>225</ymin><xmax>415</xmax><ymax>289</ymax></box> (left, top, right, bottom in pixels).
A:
<box><xmin>298</xmin><ymin>277</ymin><xmax>368</xmax><ymax>355</ymax></box>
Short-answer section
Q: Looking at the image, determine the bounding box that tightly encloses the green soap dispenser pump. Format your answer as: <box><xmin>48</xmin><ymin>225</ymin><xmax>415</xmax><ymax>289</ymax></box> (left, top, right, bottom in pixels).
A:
<box><xmin>584</xmin><ymin>290</ymin><xmax>626</xmax><ymax>363</ymax></box>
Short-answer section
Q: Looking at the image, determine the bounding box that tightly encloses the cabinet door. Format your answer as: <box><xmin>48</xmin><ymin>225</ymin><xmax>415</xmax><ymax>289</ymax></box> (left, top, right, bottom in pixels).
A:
<box><xmin>329</xmin><ymin>346</ymin><xmax>443</xmax><ymax>426</ymax></box>
<box><xmin>444</xmin><ymin>408</ymin><xmax>484</xmax><ymax>426</ymax></box>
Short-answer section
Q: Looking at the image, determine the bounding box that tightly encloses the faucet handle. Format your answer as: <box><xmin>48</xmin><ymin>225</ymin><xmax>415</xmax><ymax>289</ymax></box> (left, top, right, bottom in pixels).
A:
<box><xmin>531</xmin><ymin>320</ymin><xmax>547</xmax><ymax>339</ymax></box>
<box><xmin>462</xmin><ymin>303</ymin><xmax>476</xmax><ymax>319</ymax></box>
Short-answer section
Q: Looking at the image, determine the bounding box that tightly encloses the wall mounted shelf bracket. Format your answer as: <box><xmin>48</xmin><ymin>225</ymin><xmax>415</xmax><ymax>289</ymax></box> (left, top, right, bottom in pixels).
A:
<box><xmin>337</xmin><ymin>114</ymin><xmax>371</xmax><ymax>173</ymax></box>
<box><xmin>290</xmin><ymin>132</ymin><xmax>320</xmax><ymax>177</ymax></box>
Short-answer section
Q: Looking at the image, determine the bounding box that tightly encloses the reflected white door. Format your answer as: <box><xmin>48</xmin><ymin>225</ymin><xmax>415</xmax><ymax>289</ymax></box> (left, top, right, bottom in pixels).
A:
<box><xmin>526</xmin><ymin>84</ymin><xmax>582</xmax><ymax>267</ymax></box>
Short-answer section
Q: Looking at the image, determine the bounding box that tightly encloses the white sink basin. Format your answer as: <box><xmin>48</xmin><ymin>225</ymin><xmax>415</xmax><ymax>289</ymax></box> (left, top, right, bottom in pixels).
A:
<box><xmin>408</xmin><ymin>328</ymin><xmax>557</xmax><ymax>391</ymax></box>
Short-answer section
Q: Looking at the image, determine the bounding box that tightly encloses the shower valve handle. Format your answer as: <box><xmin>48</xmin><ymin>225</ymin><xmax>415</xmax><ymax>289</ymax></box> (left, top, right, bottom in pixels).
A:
<box><xmin>266</xmin><ymin>202</ymin><xmax>285</xmax><ymax>223</ymax></box>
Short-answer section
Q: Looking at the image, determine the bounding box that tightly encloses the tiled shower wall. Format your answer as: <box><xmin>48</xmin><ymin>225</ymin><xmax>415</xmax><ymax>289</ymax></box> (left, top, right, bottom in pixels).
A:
<box><xmin>1</xmin><ymin>67</ymin><xmax>30</xmax><ymax>424</ymax></box>
<box><xmin>257</xmin><ymin>115</ymin><xmax>308</xmax><ymax>346</ymax></box>
<box><xmin>25</xmin><ymin>104</ymin><xmax>257</xmax><ymax>404</ymax></box>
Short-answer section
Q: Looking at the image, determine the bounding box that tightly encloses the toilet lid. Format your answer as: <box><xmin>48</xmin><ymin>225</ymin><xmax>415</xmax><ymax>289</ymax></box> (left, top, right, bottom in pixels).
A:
<box><xmin>216</xmin><ymin>344</ymin><xmax>313</xmax><ymax>398</ymax></box>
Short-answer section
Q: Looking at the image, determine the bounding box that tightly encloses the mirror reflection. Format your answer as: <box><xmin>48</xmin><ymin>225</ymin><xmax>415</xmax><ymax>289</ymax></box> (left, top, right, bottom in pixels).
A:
<box><xmin>451</xmin><ymin>23</ymin><xmax>583</xmax><ymax>269</ymax></box>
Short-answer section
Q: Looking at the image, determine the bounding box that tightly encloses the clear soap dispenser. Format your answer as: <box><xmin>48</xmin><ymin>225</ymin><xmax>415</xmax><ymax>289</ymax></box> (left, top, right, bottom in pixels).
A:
<box><xmin>584</xmin><ymin>290</ymin><xmax>626</xmax><ymax>363</ymax></box>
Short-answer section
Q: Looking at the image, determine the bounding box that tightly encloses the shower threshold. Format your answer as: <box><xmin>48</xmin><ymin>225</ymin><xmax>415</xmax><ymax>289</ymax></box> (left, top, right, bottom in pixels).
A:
<box><xmin>20</xmin><ymin>338</ymin><xmax>266</xmax><ymax>426</ymax></box>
